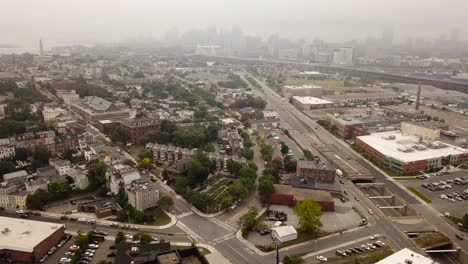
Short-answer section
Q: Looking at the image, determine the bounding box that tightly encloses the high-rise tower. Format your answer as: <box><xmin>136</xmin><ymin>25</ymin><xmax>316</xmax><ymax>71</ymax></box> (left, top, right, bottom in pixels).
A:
<box><xmin>39</xmin><ymin>39</ymin><xmax>44</xmax><ymax>55</ymax></box>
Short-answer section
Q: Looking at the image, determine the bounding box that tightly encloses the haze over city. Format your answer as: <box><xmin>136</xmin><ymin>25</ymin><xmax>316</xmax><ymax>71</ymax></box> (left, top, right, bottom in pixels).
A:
<box><xmin>1</xmin><ymin>1</ymin><xmax>468</xmax><ymax>264</ymax></box>
<box><xmin>2</xmin><ymin>0</ymin><xmax>468</xmax><ymax>51</ymax></box>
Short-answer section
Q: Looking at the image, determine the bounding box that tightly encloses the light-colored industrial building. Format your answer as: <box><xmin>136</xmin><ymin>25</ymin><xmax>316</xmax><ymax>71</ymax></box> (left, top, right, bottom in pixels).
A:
<box><xmin>291</xmin><ymin>96</ymin><xmax>334</xmax><ymax>110</ymax></box>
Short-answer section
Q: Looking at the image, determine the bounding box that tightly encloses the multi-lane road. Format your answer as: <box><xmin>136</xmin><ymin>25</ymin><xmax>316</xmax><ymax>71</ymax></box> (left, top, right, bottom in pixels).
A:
<box><xmin>239</xmin><ymin>71</ymin><xmax>467</xmax><ymax>263</ymax></box>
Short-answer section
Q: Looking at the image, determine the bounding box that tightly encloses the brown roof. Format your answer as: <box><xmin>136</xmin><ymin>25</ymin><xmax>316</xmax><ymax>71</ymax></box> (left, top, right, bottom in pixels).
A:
<box><xmin>273</xmin><ymin>184</ymin><xmax>333</xmax><ymax>202</ymax></box>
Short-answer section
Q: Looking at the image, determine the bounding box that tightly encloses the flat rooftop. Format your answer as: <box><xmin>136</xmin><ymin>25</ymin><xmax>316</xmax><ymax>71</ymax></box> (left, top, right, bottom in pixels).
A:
<box><xmin>0</xmin><ymin>216</ymin><xmax>64</xmax><ymax>253</ymax></box>
<box><xmin>357</xmin><ymin>131</ymin><xmax>468</xmax><ymax>163</ymax></box>
<box><xmin>292</xmin><ymin>96</ymin><xmax>333</xmax><ymax>105</ymax></box>
<box><xmin>375</xmin><ymin>248</ymin><xmax>435</xmax><ymax>264</ymax></box>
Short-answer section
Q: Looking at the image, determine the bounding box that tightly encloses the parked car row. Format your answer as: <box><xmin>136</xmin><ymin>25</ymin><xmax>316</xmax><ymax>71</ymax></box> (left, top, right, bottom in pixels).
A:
<box><xmin>439</xmin><ymin>190</ymin><xmax>468</xmax><ymax>202</ymax></box>
<box><xmin>41</xmin><ymin>234</ymin><xmax>72</xmax><ymax>263</ymax></box>
<box><xmin>421</xmin><ymin>177</ymin><xmax>468</xmax><ymax>192</ymax></box>
<box><xmin>62</xmin><ymin>240</ymin><xmax>100</xmax><ymax>264</ymax></box>
<box><xmin>59</xmin><ymin>215</ymin><xmax>96</xmax><ymax>224</ymax></box>
<box><xmin>110</xmin><ymin>222</ymin><xmax>140</xmax><ymax>230</ymax></box>
<box><xmin>335</xmin><ymin>240</ymin><xmax>386</xmax><ymax>258</ymax></box>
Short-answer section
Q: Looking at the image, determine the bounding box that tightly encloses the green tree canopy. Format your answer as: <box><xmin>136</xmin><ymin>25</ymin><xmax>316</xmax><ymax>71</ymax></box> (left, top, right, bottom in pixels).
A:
<box><xmin>137</xmin><ymin>232</ymin><xmax>153</xmax><ymax>244</ymax></box>
<box><xmin>115</xmin><ymin>231</ymin><xmax>126</xmax><ymax>244</ymax></box>
<box><xmin>238</xmin><ymin>207</ymin><xmax>258</xmax><ymax>237</ymax></box>
<box><xmin>294</xmin><ymin>200</ymin><xmax>323</xmax><ymax>234</ymax></box>
<box><xmin>33</xmin><ymin>145</ymin><xmax>51</xmax><ymax>166</ymax></box>
<box><xmin>258</xmin><ymin>175</ymin><xmax>275</xmax><ymax>202</ymax></box>
<box><xmin>87</xmin><ymin>162</ymin><xmax>107</xmax><ymax>192</ymax></box>
<box><xmin>157</xmin><ymin>195</ymin><xmax>174</xmax><ymax>211</ymax></box>
<box><xmin>463</xmin><ymin>213</ymin><xmax>468</xmax><ymax>230</ymax></box>
<box><xmin>110</xmin><ymin>127</ymin><xmax>129</xmax><ymax>144</ymax></box>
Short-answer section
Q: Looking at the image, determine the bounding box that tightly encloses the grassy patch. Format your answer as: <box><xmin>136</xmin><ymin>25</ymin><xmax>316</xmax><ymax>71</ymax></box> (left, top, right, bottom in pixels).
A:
<box><xmin>170</xmin><ymin>245</ymin><xmax>211</xmax><ymax>255</ymax></box>
<box><xmin>407</xmin><ymin>187</ymin><xmax>432</xmax><ymax>203</ymax></box>
<box><xmin>152</xmin><ymin>207</ymin><xmax>171</xmax><ymax>226</ymax></box>
<box><xmin>322</xmin><ymin>247</ymin><xmax>393</xmax><ymax>264</ymax></box>
<box><xmin>150</xmin><ymin>168</ymin><xmax>161</xmax><ymax>177</ymax></box>
<box><xmin>285</xmin><ymin>79</ymin><xmax>344</xmax><ymax>89</ymax></box>
<box><xmin>446</xmin><ymin>215</ymin><xmax>463</xmax><ymax>225</ymax></box>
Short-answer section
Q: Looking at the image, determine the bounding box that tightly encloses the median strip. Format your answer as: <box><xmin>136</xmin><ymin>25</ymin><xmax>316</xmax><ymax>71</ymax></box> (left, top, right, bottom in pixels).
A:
<box><xmin>407</xmin><ymin>187</ymin><xmax>432</xmax><ymax>204</ymax></box>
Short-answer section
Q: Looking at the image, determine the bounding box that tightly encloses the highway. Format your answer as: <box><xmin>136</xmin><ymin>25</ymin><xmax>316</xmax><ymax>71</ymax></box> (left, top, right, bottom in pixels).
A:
<box><xmin>240</xmin><ymin>71</ymin><xmax>466</xmax><ymax>263</ymax></box>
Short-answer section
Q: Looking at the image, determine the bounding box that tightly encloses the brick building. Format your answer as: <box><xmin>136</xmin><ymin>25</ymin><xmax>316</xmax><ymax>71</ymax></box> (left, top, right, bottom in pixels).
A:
<box><xmin>119</xmin><ymin>118</ymin><xmax>159</xmax><ymax>144</ymax></box>
<box><xmin>269</xmin><ymin>185</ymin><xmax>335</xmax><ymax>211</ymax></box>
<box><xmin>0</xmin><ymin>217</ymin><xmax>65</xmax><ymax>263</ymax></box>
<box><xmin>296</xmin><ymin>160</ymin><xmax>336</xmax><ymax>183</ymax></box>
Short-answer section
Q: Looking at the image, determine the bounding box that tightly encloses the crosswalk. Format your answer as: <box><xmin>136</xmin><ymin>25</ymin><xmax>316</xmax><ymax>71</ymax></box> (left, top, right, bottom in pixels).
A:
<box><xmin>177</xmin><ymin>211</ymin><xmax>194</xmax><ymax>218</ymax></box>
<box><xmin>176</xmin><ymin>221</ymin><xmax>204</xmax><ymax>243</ymax></box>
<box><xmin>209</xmin><ymin>217</ymin><xmax>237</xmax><ymax>233</ymax></box>
<box><xmin>208</xmin><ymin>232</ymin><xmax>235</xmax><ymax>246</ymax></box>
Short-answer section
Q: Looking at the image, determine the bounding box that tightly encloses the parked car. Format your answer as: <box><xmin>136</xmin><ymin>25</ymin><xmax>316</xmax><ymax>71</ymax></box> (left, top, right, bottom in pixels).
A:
<box><xmin>316</xmin><ymin>255</ymin><xmax>328</xmax><ymax>262</ymax></box>
<box><xmin>107</xmin><ymin>252</ymin><xmax>116</xmax><ymax>257</ymax></box>
<box><xmin>39</xmin><ymin>255</ymin><xmax>48</xmax><ymax>263</ymax></box>
<box><xmin>258</xmin><ymin>229</ymin><xmax>271</xmax><ymax>236</ymax></box>
<box><xmin>47</xmin><ymin>246</ymin><xmax>57</xmax><ymax>255</ymax></box>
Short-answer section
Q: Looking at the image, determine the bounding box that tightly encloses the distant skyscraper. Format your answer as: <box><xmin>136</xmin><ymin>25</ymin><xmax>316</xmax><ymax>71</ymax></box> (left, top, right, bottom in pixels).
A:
<box><xmin>450</xmin><ymin>28</ymin><xmax>460</xmax><ymax>43</ymax></box>
<box><xmin>382</xmin><ymin>27</ymin><xmax>394</xmax><ymax>46</ymax></box>
<box><xmin>39</xmin><ymin>39</ymin><xmax>44</xmax><ymax>56</ymax></box>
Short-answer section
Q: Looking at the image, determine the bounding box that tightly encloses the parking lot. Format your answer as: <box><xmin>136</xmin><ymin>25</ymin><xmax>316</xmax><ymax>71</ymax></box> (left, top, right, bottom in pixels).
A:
<box><xmin>304</xmin><ymin>236</ymin><xmax>392</xmax><ymax>264</ymax></box>
<box><xmin>403</xmin><ymin>171</ymin><xmax>468</xmax><ymax>218</ymax></box>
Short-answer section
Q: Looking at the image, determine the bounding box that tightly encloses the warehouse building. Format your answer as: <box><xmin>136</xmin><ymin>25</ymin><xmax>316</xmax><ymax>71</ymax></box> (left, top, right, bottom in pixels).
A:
<box><xmin>375</xmin><ymin>248</ymin><xmax>434</xmax><ymax>264</ymax></box>
<box><xmin>284</xmin><ymin>85</ymin><xmax>323</xmax><ymax>98</ymax></box>
<box><xmin>0</xmin><ymin>217</ymin><xmax>65</xmax><ymax>263</ymax></box>
<box><xmin>356</xmin><ymin>131</ymin><xmax>468</xmax><ymax>174</ymax></box>
<box><xmin>291</xmin><ymin>96</ymin><xmax>333</xmax><ymax>110</ymax></box>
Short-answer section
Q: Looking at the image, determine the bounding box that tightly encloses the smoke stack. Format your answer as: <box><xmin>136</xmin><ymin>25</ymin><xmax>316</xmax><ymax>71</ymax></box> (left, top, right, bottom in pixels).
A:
<box><xmin>415</xmin><ymin>82</ymin><xmax>422</xmax><ymax>111</ymax></box>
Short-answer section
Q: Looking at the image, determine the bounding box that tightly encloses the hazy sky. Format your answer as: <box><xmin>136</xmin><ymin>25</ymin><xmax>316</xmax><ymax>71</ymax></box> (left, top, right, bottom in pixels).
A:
<box><xmin>2</xmin><ymin>0</ymin><xmax>468</xmax><ymax>50</ymax></box>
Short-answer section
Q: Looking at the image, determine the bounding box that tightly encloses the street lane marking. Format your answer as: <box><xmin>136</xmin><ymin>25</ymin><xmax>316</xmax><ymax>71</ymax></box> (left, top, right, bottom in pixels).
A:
<box><xmin>209</xmin><ymin>218</ymin><xmax>237</xmax><ymax>233</ymax></box>
<box><xmin>177</xmin><ymin>212</ymin><xmax>194</xmax><ymax>218</ymax></box>
<box><xmin>210</xmin><ymin>232</ymin><xmax>235</xmax><ymax>246</ymax></box>
<box><xmin>176</xmin><ymin>221</ymin><xmax>204</xmax><ymax>243</ymax></box>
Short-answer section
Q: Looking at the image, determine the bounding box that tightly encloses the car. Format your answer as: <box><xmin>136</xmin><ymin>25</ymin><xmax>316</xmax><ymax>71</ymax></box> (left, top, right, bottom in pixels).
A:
<box><xmin>47</xmin><ymin>246</ymin><xmax>57</xmax><ymax>255</ymax></box>
<box><xmin>456</xmin><ymin>197</ymin><xmax>463</xmax><ymax>201</ymax></box>
<box><xmin>354</xmin><ymin>197</ymin><xmax>359</xmax><ymax>201</ymax></box>
<box><xmin>107</xmin><ymin>252</ymin><xmax>117</xmax><ymax>257</ymax></box>
<box><xmin>109</xmin><ymin>245</ymin><xmax>117</xmax><ymax>250</ymax></box>
<box><xmin>125</xmin><ymin>234</ymin><xmax>133</xmax><ymax>239</ymax></box>
<box><xmin>65</xmin><ymin>234</ymin><xmax>72</xmax><ymax>242</ymax></box>
<box><xmin>110</xmin><ymin>222</ymin><xmax>119</xmax><ymax>227</ymax></box>
<box><xmin>86</xmin><ymin>249</ymin><xmax>96</xmax><ymax>253</ymax></box>
<box><xmin>65</xmin><ymin>251</ymin><xmax>75</xmax><ymax>256</ymax></box>
<box><xmin>316</xmin><ymin>256</ymin><xmax>328</xmax><ymax>261</ymax></box>
<box><xmin>344</xmin><ymin>249</ymin><xmax>353</xmax><ymax>255</ymax></box>
<box><xmin>57</xmin><ymin>240</ymin><xmax>66</xmax><ymax>248</ymax></box>
<box><xmin>376</xmin><ymin>240</ymin><xmax>386</xmax><ymax>246</ymax></box>
<box><xmin>78</xmin><ymin>218</ymin><xmax>87</xmax><ymax>222</ymax></box>
<box><xmin>339</xmin><ymin>180</ymin><xmax>344</xmax><ymax>184</ymax></box>
<box><xmin>343</xmin><ymin>190</ymin><xmax>348</xmax><ymax>195</ymax></box>
<box><xmin>16</xmin><ymin>209</ymin><xmax>24</xmax><ymax>214</ymax></box>
<box><xmin>20</xmin><ymin>214</ymin><xmax>29</xmax><ymax>218</ymax></box>
<box><xmin>89</xmin><ymin>244</ymin><xmax>99</xmax><ymax>249</ymax></box>
<box><xmin>60</xmin><ymin>215</ymin><xmax>69</xmax><ymax>220</ymax></box>
<box><xmin>79</xmin><ymin>256</ymin><xmax>92</xmax><ymax>262</ymax></box>
<box><xmin>366</xmin><ymin>243</ymin><xmax>376</xmax><ymax>249</ymax></box>
<box><xmin>354</xmin><ymin>247</ymin><xmax>363</xmax><ymax>252</ymax></box>
<box><xmin>335</xmin><ymin>250</ymin><xmax>346</xmax><ymax>256</ymax></box>
<box><xmin>130</xmin><ymin>225</ymin><xmax>139</xmax><ymax>230</ymax></box>
<box><xmin>60</xmin><ymin>257</ymin><xmax>71</xmax><ymax>263</ymax></box>
<box><xmin>369</xmin><ymin>234</ymin><xmax>380</xmax><ymax>240</ymax></box>
<box><xmin>69</xmin><ymin>217</ymin><xmax>78</xmax><ymax>221</ymax></box>
<box><xmin>373</xmin><ymin>242</ymin><xmax>383</xmax><ymax>248</ymax></box>
<box><xmin>69</xmin><ymin>245</ymin><xmax>79</xmax><ymax>251</ymax></box>
<box><xmin>340</xmin><ymin>197</ymin><xmax>346</xmax><ymax>203</ymax></box>
<box><xmin>85</xmin><ymin>252</ymin><xmax>94</xmax><ymax>257</ymax></box>
<box><xmin>33</xmin><ymin>211</ymin><xmax>41</xmax><ymax>216</ymax></box>
<box><xmin>368</xmin><ymin>209</ymin><xmax>374</xmax><ymax>215</ymax></box>
<box><xmin>259</xmin><ymin>229</ymin><xmax>271</xmax><ymax>236</ymax></box>
<box><xmin>456</xmin><ymin>234</ymin><xmax>464</xmax><ymax>240</ymax></box>
<box><xmin>361</xmin><ymin>245</ymin><xmax>370</xmax><ymax>251</ymax></box>
<box><xmin>87</xmin><ymin>219</ymin><xmax>96</xmax><ymax>224</ymax></box>
<box><xmin>39</xmin><ymin>255</ymin><xmax>48</xmax><ymax>263</ymax></box>
<box><xmin>439</xmin><ymin>194</ymin><xmax>448</xmax><ymax>199</ymax></box>
<box><xmin>449</xmin><ymin>198</ymin><xmax>457</xmax><ymax>203</ymax></box>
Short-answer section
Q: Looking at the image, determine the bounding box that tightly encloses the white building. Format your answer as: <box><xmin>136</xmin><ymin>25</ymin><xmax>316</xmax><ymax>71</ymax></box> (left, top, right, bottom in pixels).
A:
<box><xmin>56</xmin><ymin>90</ymin><xmax>80</xmax><ymax>105</ymax></box>
<box><xmin>126</xmin><ymin>182</ymin><xmax>160</xmax><ymax>211</ymax></box>
<box><xmin>49</xmin><ymin>159</ymin><xmax>71</xmax><ymax>176</ymax></box>
<box><xmin>291</xmin><ymin>96</ymin><xmax>334</xmax><ymax>110</ymax></box>
<box><xmin>107</xmin><ymin>164</ymin><xmax>141</xmax><ymax>195</ymax></box>
<box><xmin>332</xmin><ymin>47</ymin><xmax>354</xmax><ymax>65</ymax></box>
<box><xmin>376</xmin><ymin>248</ymin><xmax>435</xmax><ymax>264</ymax></box>
<box><xmin>3</xmin><ymin>171</ymin><xmax>29</xmax><ymax>186</ymax></box>
<box><xmin>42</xmin><ymin>106</ymin><xmax>67</xmax><ymax>122</ymax></box>
<box><xmin>0</xmin><ymin>143</ymin><xmax>15</xmax><ymax>159</ymax></box>
<box><xmin>271</xmin><ymin>226</ymin><xmax>297</xmax><ymax>243</ymax></box>
<box><xmin>262</xmin><ymin>110</ymin><xmax>279</xmax><ymax>120</ymax></box>
<box><xmin>67</xmin><ymin>168</ymin><xmax>89</xmax><ymax>190</ymax></box>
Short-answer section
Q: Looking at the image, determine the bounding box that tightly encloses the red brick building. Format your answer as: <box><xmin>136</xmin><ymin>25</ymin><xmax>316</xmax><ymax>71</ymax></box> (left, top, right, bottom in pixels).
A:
<box><xmin>119</xmin><ymin>118</ymin><xmax>160</xmax><ymax>144</ymax></box>
<box><xmin>52</xmin><ymin>80</ymin><xmax>77</xmax><ymax>91</ymax></box>
<box><xmin>0</xmin><ymin>217</ymin><xmax>65</xmax><ymax>263</ymax></box>
<box><xmin>269</xmin><ymin>185</ymin><xmax>335</xmax><ymax>212</ymax></box>
<box><xmin>296</xmin><ymin>160</ymin><xmax>336</xmax><ymax>183</ymax></box>
<box><xmin>77</xmin><ymin>198</ymin><xmax>120</xmax><ymax>219</ymax></box>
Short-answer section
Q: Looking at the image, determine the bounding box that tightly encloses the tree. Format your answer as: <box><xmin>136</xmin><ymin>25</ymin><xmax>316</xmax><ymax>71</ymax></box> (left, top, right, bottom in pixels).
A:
<box><xmin>239</xmin><ymin>207</ymin><xmax>258</xmax><ymax>237</ymax></box>
<box><xmin>260</xmin><ymin>144</ymin><xmax>273</xmax><ymax>162</ymax></box>
<box><xmin>187</xmin><ymin>159</ymin><xmax>210</xmax><ymax>186</ymax></box>
<box><xmin>26</xmin><ymin>189</ymin><xmax>52</xmax><ymax>210</ymax></box>
<box><xmin>7</xmin><ymin>98</ymin><xmax>31</xmax><ymax>121</ymax></box>
<box><xmin>227</xmin><ymin>160</ymin><xmax>243</xmax><ymax>177</ymax></box>
<box><xmin>280</xmin><ymin>142</ymin><xmax>289</xmax><ymax>156</ymax></box>
<box><xmin>136</xmin><ymin>157</ymin><xmax>152</xmax><ymax>170</ymax></box>
<box><xmin>243</xmin><ymin>148</ymin><xmax>254</xmax><ymax>160</ymax></box>
<box><xmin>138</xmin><ymin>232</ymin><xmax>153</xmax><ymax>244</ymax></box>
<box><xmin>189</xmin><ymin>192</ymin><xmax>214</xmax><ymax>212</ymax></box>
<box><xmin>258</xmin><ymin>175</ymin><xmax>275</xmax><ymax>202</ymax></box>
<box><xmin>13</xmin><ymin>147</ymin><xmax>28</xmax><ymax>161</ymax></box>
<box><xmin>283</xmin><ymin>256</ymin><xmax>305</xmax><ymax>264</ymax></box>
<box><xmin>463</xmin><ymin>213</ymin><xmax>468</xmax><ymax>230</ymax></box>
<box><xmin>157</xmin><ymin>195</ymin><xmax>174</xmax><ymax>211</ymax></box>
<box><xmin>294</xmin><ymin>200</ymin><xmax>323</xmax><ymax>234</ymax></box>
<box><xmin>0</xmin><ymin>160</ymin><xmax>15</xmax><ymax>176</ymax></box>
<box><xmin>33</xmin><ymin>145</ymin><xmax>51</xmax><ymax>165</ymax></box>
<box><xmin>432</xmin><ymin>116</ymin><xmax>439</xmax><ymax>122</ymax></box>
<box><xmin>137</xmin><ymin>150</ymin><xmax>153</xmax><ymax>160</ymax></box>
<box><xmin>110</xmin><ymin>127</ymin><xmax>129</xmax><ymax>144</ymax></box>
<box><xmin>48</xmin><ymin>181</ymin><xmax>71</xmax><ymax>200</ymax></box>
<box><xmin>87</xmin><ymin>162</ymin><xmax>107</xmax><ymax>191</ymax></box>
<box><xmin>115</xmin><ymin>231</ymin><xmax>126</xmax><ymax>244</ymax></box>
<box><xmin>133</xmin><ymin>71</ymin><xmax>145</xmax><ymax>78</ymax></box>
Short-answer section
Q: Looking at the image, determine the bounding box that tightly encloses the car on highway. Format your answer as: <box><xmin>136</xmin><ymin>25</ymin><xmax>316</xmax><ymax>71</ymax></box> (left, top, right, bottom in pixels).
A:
<box><xmin>369</xmin><ymin>234</ymin><xmax>380</xmax><ymax>240</ymax></box>
<box><xmin>456</xmin><ymin>234</ymin><xmax>464</xmax><ymax>240</ymax></box>
<box><xmin>368</xmin><ymin>209</ymin><xmax>374</xmax><ymax>215</ymax></box>
<box><xmin>354</xmin><ymin>196</ymin><xmax>359</xmax><ymax>201</ymax></box>
<box><xmin>316</xmin><ymin>256</ymin><xmax>327</xmax><ymax>262</ymax></box>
